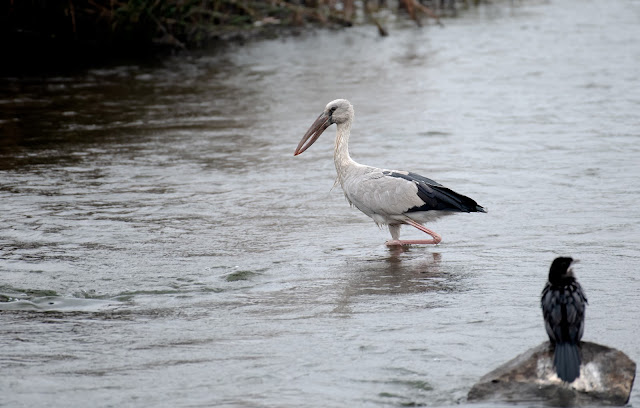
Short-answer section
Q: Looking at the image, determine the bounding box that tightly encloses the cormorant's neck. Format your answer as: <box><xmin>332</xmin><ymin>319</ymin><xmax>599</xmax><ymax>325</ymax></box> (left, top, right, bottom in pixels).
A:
<box><xmin>549</xmin><ymin>273</ymin><xmax>575</xmax><ymax>286</ymax></box>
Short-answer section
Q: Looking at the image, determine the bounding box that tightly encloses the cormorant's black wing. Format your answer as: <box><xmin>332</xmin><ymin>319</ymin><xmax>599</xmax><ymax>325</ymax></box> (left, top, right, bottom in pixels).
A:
<box><xmin>541</xmin><ymin>281</ymin><xmax>588</xmax><ymax>344</ymax></box>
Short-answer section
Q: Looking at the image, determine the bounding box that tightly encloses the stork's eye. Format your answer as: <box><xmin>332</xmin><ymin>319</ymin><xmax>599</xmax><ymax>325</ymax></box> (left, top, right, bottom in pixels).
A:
<box><xmin>330</xmin><ymin>106</ymin><xmax>338</xmax><ymax>113</ymax></box>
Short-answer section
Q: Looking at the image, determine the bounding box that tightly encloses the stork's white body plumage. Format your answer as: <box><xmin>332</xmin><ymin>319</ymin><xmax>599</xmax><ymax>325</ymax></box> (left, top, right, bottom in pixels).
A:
<box><xmin>339</xmin><ymin>165</ymin><xmax>447</xmax><ymax>226</ymax></box>
<box><xmin>295</xmin><ymin>99</ymin><xmax>485</xmax><ymax>246</ymax></box>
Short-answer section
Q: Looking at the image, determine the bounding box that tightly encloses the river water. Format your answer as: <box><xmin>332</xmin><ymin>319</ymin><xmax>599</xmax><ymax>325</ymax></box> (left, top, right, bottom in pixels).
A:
<box><xmin>1</xmin><ymin>0</ymin><xmax>639</xmax><ymax>406</ymax></box>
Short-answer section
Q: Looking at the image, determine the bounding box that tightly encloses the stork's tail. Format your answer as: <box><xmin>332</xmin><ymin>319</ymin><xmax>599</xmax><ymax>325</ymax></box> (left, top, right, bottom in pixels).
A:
<box><xmin>553</xmin><ymin>342</ymin><xmax>581</xmax><ymax>383</ymax></box>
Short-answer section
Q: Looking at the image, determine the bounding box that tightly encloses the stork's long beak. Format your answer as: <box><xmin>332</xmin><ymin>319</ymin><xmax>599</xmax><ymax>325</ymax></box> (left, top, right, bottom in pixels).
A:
<box><xmin>294</xmin><ymin>112</ymin><xmax>332</xmax><ymax>156</ymax></box>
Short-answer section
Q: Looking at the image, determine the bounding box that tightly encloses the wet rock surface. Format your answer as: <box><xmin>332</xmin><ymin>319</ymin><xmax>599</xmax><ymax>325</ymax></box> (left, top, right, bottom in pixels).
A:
<box><xmin>468</xmin><ymin>341</ymin><xmax>636</xmax><ymax>406</ymax></box>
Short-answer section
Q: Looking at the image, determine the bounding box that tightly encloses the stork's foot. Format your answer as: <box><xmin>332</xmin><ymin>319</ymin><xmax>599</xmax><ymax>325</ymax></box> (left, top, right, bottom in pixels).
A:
<box><xmin>385</xmin><ymin>239</ymin><xmax>440</xmax><ymax>246</ymax></box>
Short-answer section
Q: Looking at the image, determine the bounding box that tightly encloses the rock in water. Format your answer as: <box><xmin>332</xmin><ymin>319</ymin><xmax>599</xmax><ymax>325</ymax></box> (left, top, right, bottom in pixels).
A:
<box><xmin>468</xmin><ymin>341</ymin><xmax>636</xmax><ymax>406</ymax></box>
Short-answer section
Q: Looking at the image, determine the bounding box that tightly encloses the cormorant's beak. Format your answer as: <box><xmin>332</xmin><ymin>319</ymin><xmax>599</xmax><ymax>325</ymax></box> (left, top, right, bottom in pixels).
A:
<box><xmin>568</xmin><ymin>258</ymin><xmax>579</xmax><ymax>274</ymax></box>
<box><xmin>294</xmin><ymin>112</ymin><xmax>332</xmax><ymax>156</ymax></box>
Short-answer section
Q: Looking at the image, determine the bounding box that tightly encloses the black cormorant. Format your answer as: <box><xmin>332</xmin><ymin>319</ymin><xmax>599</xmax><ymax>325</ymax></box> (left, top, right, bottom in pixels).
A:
<box><xmin>541</xmin><ymin>256</ymin><xmax>588</xmax><ymax>383</ymax></box>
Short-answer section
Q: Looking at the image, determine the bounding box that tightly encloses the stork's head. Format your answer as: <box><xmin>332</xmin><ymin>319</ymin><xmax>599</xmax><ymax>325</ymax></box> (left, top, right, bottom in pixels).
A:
<box><xmin>294</xmin><ymin>99</ymin><xmax>354</xmax><ymax>156</ymax></box>
<box><xmin>548</xmin><ymin>256</ymin><xmax>577</xmax><ymax>284</ymax></box>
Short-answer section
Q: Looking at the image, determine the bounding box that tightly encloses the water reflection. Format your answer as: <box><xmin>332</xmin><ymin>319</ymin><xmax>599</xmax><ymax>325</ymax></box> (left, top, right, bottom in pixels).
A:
<box><xmin>340</xmin><ymin>252</ymin><xmax>467</xmax><ymax>298</ymax></box>
<box><xmin>0</xmin><ymin>60</ymin><xmax>255</xmax><ymax>171</ymax></box>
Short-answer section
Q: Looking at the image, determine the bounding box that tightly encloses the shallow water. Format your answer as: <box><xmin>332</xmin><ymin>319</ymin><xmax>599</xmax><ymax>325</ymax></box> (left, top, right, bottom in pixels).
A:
<box><xmin>1</xmin><ymin>0</ymin><xmax>640</xmax><ymax>406</ymax></box>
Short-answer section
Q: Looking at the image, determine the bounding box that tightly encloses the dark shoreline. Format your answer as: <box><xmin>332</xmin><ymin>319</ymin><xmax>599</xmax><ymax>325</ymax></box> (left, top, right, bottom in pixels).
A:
<box><xmin>1</xmin><ymin>0</ymin><xmax>461</xmax><ymax>75</ymax></box>
<box><xmin>2</xmin><ymin>24</ymin><xmax>310</xmax><ymax>76</ymax></box>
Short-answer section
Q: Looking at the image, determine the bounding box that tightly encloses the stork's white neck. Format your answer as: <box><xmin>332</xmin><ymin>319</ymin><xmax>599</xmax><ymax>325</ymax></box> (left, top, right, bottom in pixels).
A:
<box><xmin>334</xmin><ymin>121</ymin><xmax>357</xmax><ymax>185</ymax></box>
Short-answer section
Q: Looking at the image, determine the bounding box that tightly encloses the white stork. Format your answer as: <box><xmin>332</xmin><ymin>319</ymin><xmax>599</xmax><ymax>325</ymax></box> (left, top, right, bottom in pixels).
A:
<box><xmin>294</xmin><ymin>99</ymin><xmax>486</xmax><ymax>246</ymax></box>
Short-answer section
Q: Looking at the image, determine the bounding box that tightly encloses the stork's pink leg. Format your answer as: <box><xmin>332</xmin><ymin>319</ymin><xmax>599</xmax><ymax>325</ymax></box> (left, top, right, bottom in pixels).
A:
<box><xmin>385</xmin><ymin>219</ymin><xmax>442</xmax><ymax>246</ymax></box>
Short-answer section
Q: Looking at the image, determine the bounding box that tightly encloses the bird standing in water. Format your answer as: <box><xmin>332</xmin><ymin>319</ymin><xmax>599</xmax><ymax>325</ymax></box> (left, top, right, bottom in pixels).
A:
<box><xmin>541</xmin><ymin>257</ymin><xmax>588</xmax><ymax>383</ymax></box>
<box><xmin>294</xmin><ymin>99</ymin><xmax>486</xmax><ymax>246</ymax></box>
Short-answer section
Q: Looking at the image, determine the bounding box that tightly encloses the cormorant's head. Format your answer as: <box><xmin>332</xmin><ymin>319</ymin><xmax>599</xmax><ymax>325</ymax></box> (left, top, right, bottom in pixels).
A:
<box><xmin>548</xmin><ymin>256</ymin><xmax>577</xmax><ymax>284</ymax></box>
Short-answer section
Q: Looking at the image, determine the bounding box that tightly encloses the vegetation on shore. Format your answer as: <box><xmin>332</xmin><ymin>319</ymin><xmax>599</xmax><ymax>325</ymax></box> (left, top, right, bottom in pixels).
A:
<box><xmin>4</xmin><ymin>0</ymin><xmax>481</xmax><ymax>51</ymax></box>
<box><xmin>1</xmin><ymin>0</ymin><xmax>483</xmax><ymax>73</ymax></box>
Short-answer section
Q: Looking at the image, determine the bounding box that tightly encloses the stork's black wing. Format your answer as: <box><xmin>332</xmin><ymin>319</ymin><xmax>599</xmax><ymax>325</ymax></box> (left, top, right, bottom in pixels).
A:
<box><xmin>383</xmin><ymin>171</ymin><xmax>486</xmax><ymax>213</ymax></box>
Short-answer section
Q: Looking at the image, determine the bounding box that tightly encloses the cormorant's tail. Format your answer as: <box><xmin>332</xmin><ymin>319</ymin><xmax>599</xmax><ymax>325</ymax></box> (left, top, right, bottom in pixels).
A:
<box><xmin>553</xmin><ymin>342</ymin><xmax>581</xmax><ymax>383</ymax></box>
